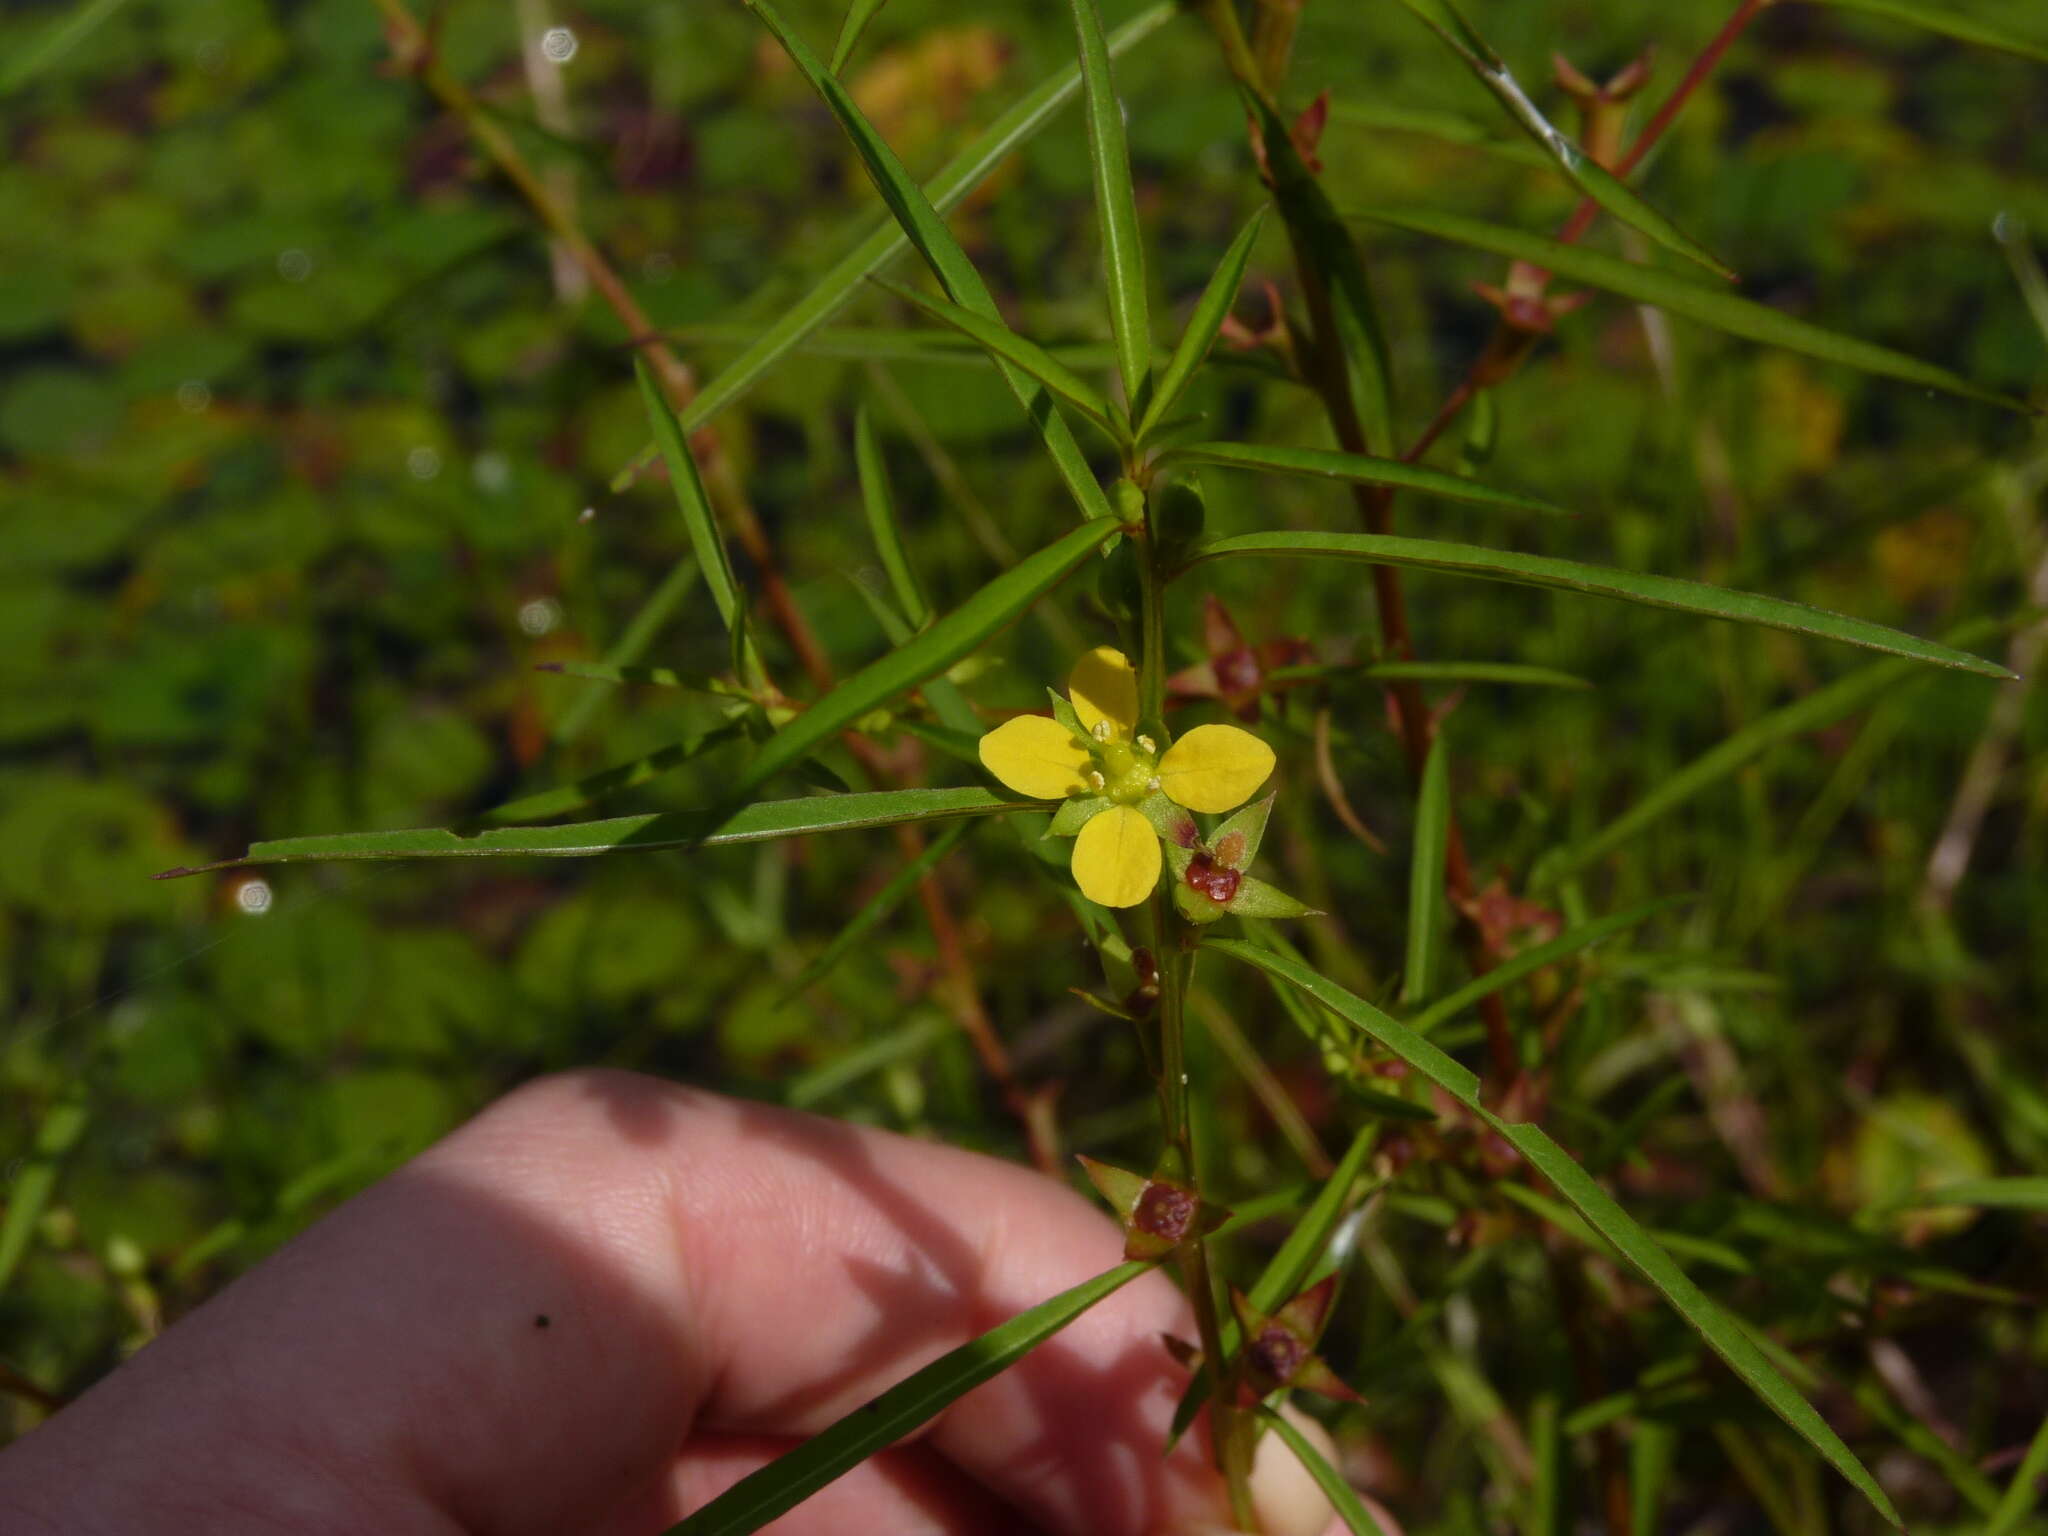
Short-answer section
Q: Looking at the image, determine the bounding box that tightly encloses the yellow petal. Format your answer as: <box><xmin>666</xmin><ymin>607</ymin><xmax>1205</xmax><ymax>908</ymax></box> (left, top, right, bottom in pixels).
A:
<box><xmin>1071</xmin><ymin>804</ymin><xmax>1162</xmax><ymax>908</ymax></box>
<box><xmin>1157</xmin><ymin>724</ymin><xmax>1276</xmax><ymax>814</ymax></box>
<box><xmin>977</xmin><ymin>715</ymin><xmax>1091</xmax><ymax>799</ymax></box>
<box><xmin>1068</xmin><ymin>646</ymin><xmax>1138</xmax><ymax>740</ymax></box>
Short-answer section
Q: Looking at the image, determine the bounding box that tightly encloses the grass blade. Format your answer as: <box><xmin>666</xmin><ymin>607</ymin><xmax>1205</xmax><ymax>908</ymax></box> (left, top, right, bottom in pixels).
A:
<box><xmin>1256</xmin><ymin>1405</ymin><xmax>1395</xmax><ymax>1536</ymax></box>
<box><xmin>781</xmin><ymin>819</ymin><xmax>972</xmax><ymax>1000</ymax></box>
<box><xmin>1328</xmin><ymin>98</ymin><xmax>1548</xmax><ymax>170</ymax></box>
<box><xmin>1401</xmin><ymin>734</ymin><xmax>1451</xmax><ymax>1005</ymax></box>
<box><xmin>176</xmin><ymin>787</ymin><xmax>1035</xmax><ymax>872</ymax></box>
<box><xmin>787</xmin><ymin>1014</ymin><xmax>949</xmax><ymax>1109</ymax></box>
<box><xmin>1067</xmin><ymin>0</ymin><xmax>1152</xmax><ymax>404</ymax></box>
<box><xmin>1349</xmin><ymin>206</ymin><xmax>2032</xmax><ymax>412</ymax></box>
<box><xmin>1160</xmin><ymin>440</ymin><xmax>1573</xmax><ymax>519</ymax></box>
<box><xmin>1140</xmin><ymin>208</ymin><xmax>1265</xmax><ymax>440</ymax></box>
<box><xmin>744</xmin><ymin>0</ymin><xmax>1113</xmax><ymax>523</ymax></box>
<box><xmin>854</xmin><ymin>404</ymin><xmax>930</xmax><ymax>629</ymax></box>
<box><xmin>0</xmin><ymin>1096</ymin><xmax>89</xmax><ymax>1296</ymax></box>
<box><xmin>1820</xmin><ymin>0</ymin><xmax>2048</xmax><ymax>64</ymax></box>
<box><xmin>1897</xmin><ymin>1177</ymin><xmax>2048</xmax><ymax>1213</ymax></box>
<box><xmin>637</xmin><ymin>359</ymin><xmax>755</xmax><ymax>679</ymax></box>
<box><xmin>475</xmin><ymin>720</ymin><xmax>750</xmax><ymax>826</ymax></box>
<box><xmin>1498</xmin><ymin>1123</ymin><xmax>1904</xmax><ymax>1529</ymax></box>
<box><xmin>0</xmin><ymin>0</ymin><xmax>133</xmax><ymax>97</ymax></box>
<box><xmin>662</xmin><ymin>1259</ymin><xmax>1154</xmax><ymax>1535</ymax></box>
<box><xmin>1185</xmin><ymin>530</ymin><xmax>2015</xmax><ymax>679</ymax></box>
<box><xmin>1409</xmin><ymin>898</ymin><xmax>1687</xmax><ymax>1035</ymax></box>
<box><xmin>828</xmin><ymin>0</ymin><xmax>889</xmax><ymax>72</ymax></box>
<box><xmin>1210</xmin><ymin>939</ymin><xmax>1484</xmax><ymax>1109</ymax></box>
<box><xmin>1534</xmin><ymin>653</ymin><xmax>1936</xmax><ymax>886</ymax></box>
<box><xmin>610</xmin><ymin>1</ymin><xmax>1173</xmax><ymax>493</ymax></box>
<box><xmin>1988</xmin><ymin>1409</ymin><xmax>2048</xmax><ymax>1536</ymax></box>
<box><xmin>874</xmin><ymin>277</ymin><xmax>1123</xmax><ymax>441</ymax></box>
<box><xmin>731</xmin><ymin>517</ymin><xmax>1120</xmax><ymax>801</ymax></box>
<box><xmin>1389</xmin><ymin>0</ymin><xmax>1731</xmax><ymax>277</ymax></box>
<box><xmin>1362</xmin><ymin>660</ymin><xmax>1590</xmax><ymax>690</ymax></box>
<box><xmin>538</xmin><ymin>660</ymin><xmax>729</xmax><ymax>694</ymax></box>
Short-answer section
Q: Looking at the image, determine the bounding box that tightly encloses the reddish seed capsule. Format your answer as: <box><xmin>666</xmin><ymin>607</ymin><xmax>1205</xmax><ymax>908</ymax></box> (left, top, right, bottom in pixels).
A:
<box><xmin>1134</xmin><ymin>1181</ymin><xmax>1198</xmax><ymax>1243</ymax></box>
<box><xmin>1184</xmin><ymin>852</ymin><xmax>1242</xmax><ymax>904</ymax></box>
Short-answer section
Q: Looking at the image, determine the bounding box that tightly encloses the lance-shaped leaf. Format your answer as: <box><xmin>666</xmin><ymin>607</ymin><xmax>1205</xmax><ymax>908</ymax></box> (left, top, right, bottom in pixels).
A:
<box><xmin>1988</xmin><ymin>1410</ymin><xmax>2048</xmax><ymax>1536</ymax></box>
<box><xmin>1401</xmin><ymin>741</ymin><xmax>1451</xmax><ymax>1011</ymax></box>
<box><xmin>161</xmin><ymin>787</ymin><xmax>1037</xmax><ymax>874</ymax></box>
<box><xmin>661</xmin><ymin>1258</ymin><xmax>1154</xmax><ymax>1536</ymax></box>
<box><xmin>1077</xmin><ymin>1156</ymin><xmax>1230</xmax><ymax>1261</ymax></box>
<box><xmin>744</xmin><ymin>0</ymin><xmax>1113</xmax><ymax>523</ymax></box>
<box><xmin>1256</xmin><ymin>1404</ymin><xmax>1397</xmax><ymax>1536</ymax></box>
<box><xmin>1328</xmin><ymin>98</ymin><xmax>1548</xmax><ymax>170</ymax></box>
<box><xmin>1819</xmin><ymin>0</ymin><xmax>2048</xmax><ymax>65</ymax></box>
<box><xmin>0</xmin><ymin>0</ymin><xmax>134</xmax><ymax>98</ymax></box>
<box><xmin>1138</xmin><ymin>209</ymin><xmax>1265</xmax><ymax>440</ymax></box>
<box><xmin>873</xmin><ymin>277</ymin><xmax>1125</xmax><ymax>442</ymax></box>
<box><xmin>828</xmin><ymin>0</ymin><xmax>889</xmax><ymax>72</ymax></box>
<box><xmin>1247</xmin><ymin>92</ymin><xmax>1395</xmax><ymax>451</ymax></box>
<box><xmin>611</xmin><ymin>1</ymin><xmax>1173</xmax><ymax>492</ymax></box>
<box><xmin>1271</xmin><ymin>658</ymin><xmax>1593</xmax><ymax>690</ymax></box>
<box><xmin>1390</xmin><ymin>0</ymin><xmax>1730</xmax><ymax>276</ymax></box>
<box><xmin>550</xmin><ymin>558</ymin><xmax>703</xmax><ymax>744</ymax></box>
<box><xmin>1184</xmin><ymin>531</ymin><xmax>2015</xmax><ymax>679</ymax></box>
<box><xmin>1496</xmin><ymin>1122</ymin><xmax>1904</xmax><ymax>1529</ymax></box>
<box><xmin>1158</xmin><ymin>440</ymin><xmax>1573</xmax><ymax>519</ymax></box>
<box><xmin>1068</xmin><ymin>0</ymin><xmax>1152</xmax><ymax>404</ymax></box>
<box><xmin>1348</xmin><ymin>206</ymin><xmax>2033</xmax><ymax>412</ymax></box>
<box><xmin>1409</xmin><ymin>897</ymin><xmax>1689</xmax><ymax>1035</ymax></box>
<box><xmin>0</xmin><ymin>1095</ymin><xmax>89</xmax><ymax>1296</ymax></box>
<box><xmin>854</xmin><ymin>403</ymin><xmax>930</xmax><ymax>629</ymax></box>
<box><xmin>730</xmin><ymin>517</ymin><xmax>1121</xmax><ymax>802</ymax></box>
<box><xmin>537</xmin><ymin>660</ymin><xmax>733</xmax><ymax>695</ymax></box>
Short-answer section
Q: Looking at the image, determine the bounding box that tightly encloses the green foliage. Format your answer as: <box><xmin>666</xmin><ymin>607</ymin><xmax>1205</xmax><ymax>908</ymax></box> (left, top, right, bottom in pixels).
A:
<box><xmin>6</xmin><ymin>0</ymin><xmax>2047</xmax><ymax>1530</ymax></box>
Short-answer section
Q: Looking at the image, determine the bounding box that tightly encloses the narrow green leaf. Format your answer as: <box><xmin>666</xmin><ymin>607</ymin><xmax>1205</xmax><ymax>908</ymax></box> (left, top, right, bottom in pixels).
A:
<box><xmin>475</xmin><ymin>720</ymin><xmax>749</xmax><ymax>826</ymax></box>
<box><xmin>1327</xmin><ymin>98</ymin><xmax>1549</xmax><ymax>170</ymax></box>
<box><xmin>1988</xmin><ymin>1409</ymin><xmax>2048</xmax><ymax>1536</ymax></box>
<box><xmin>1497</xmin><ymin>1183</ymin><xmax>1753</xmax><ymax>1275</ymax></box>
<box><xmin>1897</xmin><ymin>1177</ymin><xmax>2048</xmax><ymax>1213</ymax></box>
<box><xmin>873</xmin><ymin>277</ymin><xmax>1124</xmax><ymax>441</ymax></box>
<box><xmin>609</xmin><ymin>2</ymin><xmax>1173</xmax><ymax>491</ymax></box>
<box><xmin>636</xmin><ymin>360</ymin><xmax>752</xmax><ymax>673</ymax></box>
<box><xmin>854</xmin><ymin>404</ymin><xmax>931</xmax><ymax>628</ymax></box>
<box><xmin>1270</xmin><ymin>658</ymin><xmax>1593</xmax><ymax>690</ymax></box>
<box><xmin>1536</xmin><ymin>656</ymin><xmax>1921</xmax><ymax>886</ymax></box>
<box><xmin>1256</xmin><ymin>1405</ymin><xmax>1396</xmax><ymax>1536</ymax></box>
<box><xmin>730</xmin><ymin>517</ymin><xmax>1120</xmax><ymax>801</ymax></box>
<box><xmin>744</xmin><ymin>0</ymin><xmax>1114</xmax><ymax>523</ymax></box>
<box><xmin>179</xmin><ymin>787</ymin><xmax>1034</xmax><ymax>872</ymax></box>
<box><xmin>1185</xmin><ymin>530</ymin><xmax>2015</xmax><ymax>679</ymax></box>
<box><xmin>1402</xmin><ymin>734</ymin><xmax>1451</xmax><ymax>1005</ymax></box>
<box><xmin>1820</xmin><ymin>0</ymin><xmax>2048</xmax><ymax>64</ymax></box>
<box><xmin>1067</xmin><ymin>0</ymin><xmax>1153</xmax><ymax>403</ymax></box>
<box><xmin>828</xmin><ymin>0</ymin><xmax>890</xmax><ymax>72</ymax></box>
<box><xmin>1160</xmin><ymin>440</ymin><xmax>1573</xmax><ymax>519</ymax></box>
<box><xmin>1349</xmin><ymin>206</ymin><xmax>2033</xmax><ymax>412</ymax></box>
<box><xmin>1248</xmin><ymin>94</ymin><xmax>1396</xmax><ymax>450</ymax></box>
<box><xmin>1210</xmin><ymin>939</ymin><xmax>1483</xmax><ymax>1108</ymax></box>
<box><xmin>1139</xmin><ymin>209</ymin><xmax>1265</xmax><ymax>440</ymax></box>
<box><xmin>782</xmin><ymin>820</ymin><xmax>972</xmax><ymax>1000</ymax></box>
<box><xmin>0</xmin><ymin>0</ymin><xmax>133</xmax><ymax>97</ymax></box>
<box><xmin>1497</xmin><ymin>1122</ymin><xmax>1904</xmax><ymax>1529</ymax></box>
<box><xmin>1390</xmin><ymin>0</ymin><xmax>1730</xmax><ymax>277</ymax></box>
<box><xmin>551</xmin><ymin>558</ymin><xmax>701</xmax><ymax>743</ymax></box>
<box><xmin>0</xmin><ymin>1096</ymin><xmax>89</xmax><ymax>1296</ymax></box>
<box><xmin>1409</xmin><ymin>898</ymin><xmax>1687</xmax><ymax>1035</ymax></box>
<box><xmin>663</xmin><ymin>1259</ymin><xmax>1154</xmax><ymax>1536</ymax></box>
<box><xmin>787</xmin><ymin>1015</ymin><xmax>948</xmax><ymax>1110</ymax></box>
<box><xmin>671</xmin><ymin>323</ymin><xmax>1129</xmax><ymax>371</ymax></box>
<box><xmin>538</xmin><ymin>660</ymin><xmax>730</xmax><ymax>694</ymax></box>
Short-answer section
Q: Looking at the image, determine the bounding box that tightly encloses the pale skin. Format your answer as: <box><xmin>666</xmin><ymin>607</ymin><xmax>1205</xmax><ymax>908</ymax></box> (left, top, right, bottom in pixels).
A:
<box><xmin>0</xmin><ymin>1070</ymin><xmax>1351</xmax><ymax>1536</ymax></box>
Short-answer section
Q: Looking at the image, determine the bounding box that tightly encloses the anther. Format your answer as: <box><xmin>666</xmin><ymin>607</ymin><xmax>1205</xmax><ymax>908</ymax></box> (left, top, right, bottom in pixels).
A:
<box><xmin>1146</xmin><ymin>776</ymin><xmax>1161</xmax><ymax>791</ymax></box>
<box><xmin>1088</xmin><ymin>770</ymin><xmax>1106</xmax><ymax>791</ymax></box>
<box><xmin>1137</xmin><ymin>734</ymin><xmax>1157</xmax><ymax>753</ymax></box>
<box><xmin>1092</xmin><ymin>720</ymin><xmax>1113</xmax><ymax>742</ymax></box>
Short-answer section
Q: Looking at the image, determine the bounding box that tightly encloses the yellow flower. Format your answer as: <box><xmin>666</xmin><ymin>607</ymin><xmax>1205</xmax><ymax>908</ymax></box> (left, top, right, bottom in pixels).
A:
<box><xmin>978</xmin><ymin>647</ymin><xmax>1276</xmax><ymax>908</ymax></box>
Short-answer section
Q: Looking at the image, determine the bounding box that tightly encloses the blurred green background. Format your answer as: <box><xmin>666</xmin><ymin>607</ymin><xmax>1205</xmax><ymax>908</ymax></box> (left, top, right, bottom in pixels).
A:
<box><xmin>3</xmin><ymin>0</ymin><xmax>2045</xmax><ymax>1525</ymax></box>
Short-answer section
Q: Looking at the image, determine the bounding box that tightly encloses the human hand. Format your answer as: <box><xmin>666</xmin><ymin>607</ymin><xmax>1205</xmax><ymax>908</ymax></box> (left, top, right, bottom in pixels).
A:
<box><xmin>0</xmin><ymin>1070</ymin><xmax>1351</xmax><ymax>1535</ymax></box>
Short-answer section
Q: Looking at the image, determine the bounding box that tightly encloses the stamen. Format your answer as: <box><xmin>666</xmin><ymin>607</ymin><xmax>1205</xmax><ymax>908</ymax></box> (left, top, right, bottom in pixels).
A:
<box><xmin>1146</xmin><ymin>776</ymin><xmax>1161</xmax><ymax>791</ymax></box>
<box><xmin>1137</xmin><ymin>734</ymin><xmax>1157</xmax><ymax>754</ymax></box>
<box><xmin>1092</xmin><ymin>719</ymin><xmax>1113</xmax><ymax>742</ymax></box>
<box><xmin>1088</xmin><ymin>770</ymin><xmax>1106</xmax><ymax>791</ymax></box>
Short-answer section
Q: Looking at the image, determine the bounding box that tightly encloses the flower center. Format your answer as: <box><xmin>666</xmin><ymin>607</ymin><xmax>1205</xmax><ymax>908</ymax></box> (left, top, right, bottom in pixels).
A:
<box><xmin>1095</xmin><ymin>740</ymin><xmax>1159</xmax><ymax>805</ymax></box>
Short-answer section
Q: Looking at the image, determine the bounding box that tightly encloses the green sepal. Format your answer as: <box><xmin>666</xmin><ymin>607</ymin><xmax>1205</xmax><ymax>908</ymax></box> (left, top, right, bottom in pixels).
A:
<box><xmin>1209</xmin><ymin>792</ymin><xmax>1274</xmax><ymax>871</ymax></box>
<box><xmin>1226</xmin><ymin>874</ymin><xmax>1319</xmax><ymax>920</ymax></box>
<box><xmin>1175</xmin><ymin>883</ymin><xmax>1230</xmax><ymax>924</ymax></box>
<box><xmin>1047</xmin><ymin>794</ymin><xmax>1111</xmax><ymax>838</ymax></box>
<box><xmin>1136</xmin><ymin>790</ymin><xmax>1199</xmax><ymax>850</ymax></box>
<box><xmin>1047</xmin><ymin>687</ymin><xmax>1091</xmax><ymax>745</ymax></box>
